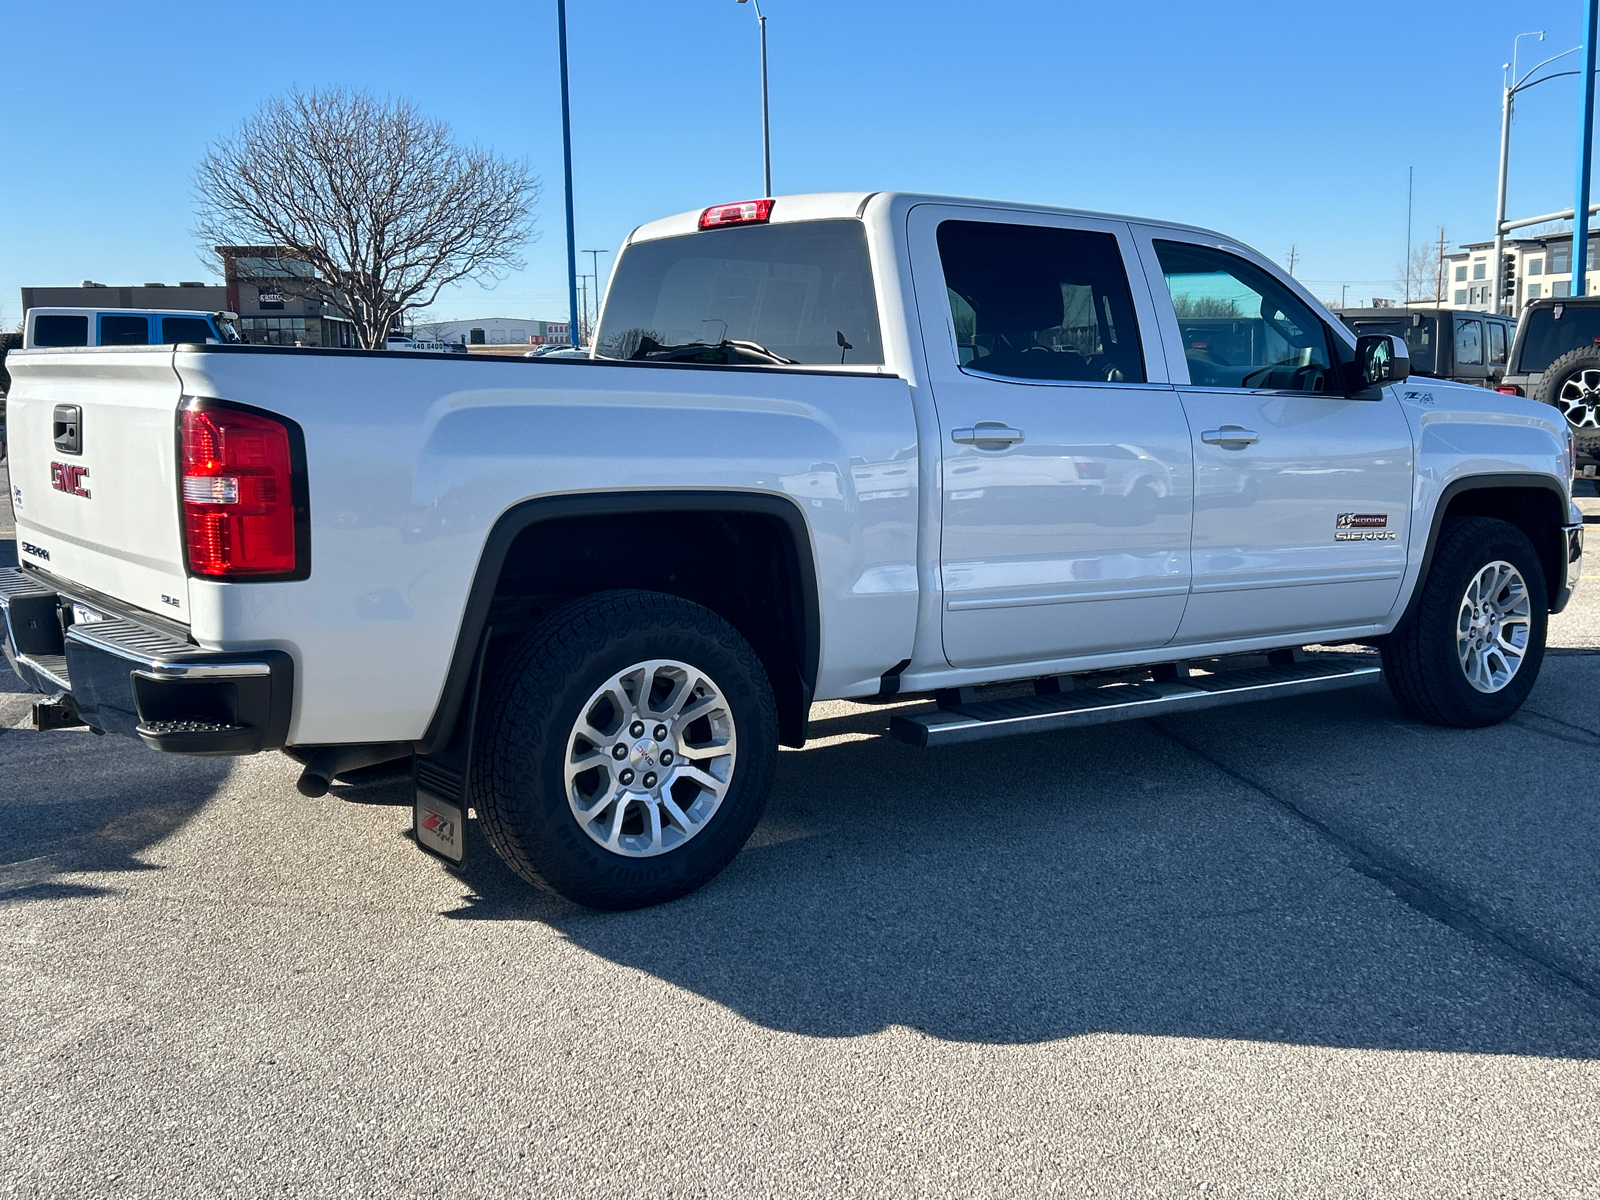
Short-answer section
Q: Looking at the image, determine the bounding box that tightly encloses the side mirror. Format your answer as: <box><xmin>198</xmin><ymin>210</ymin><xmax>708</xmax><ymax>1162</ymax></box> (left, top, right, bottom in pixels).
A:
<box><xmin>1353</xmin><ymin>333</ymin><xmax>1410</xmax><ymax>391</ymax></box>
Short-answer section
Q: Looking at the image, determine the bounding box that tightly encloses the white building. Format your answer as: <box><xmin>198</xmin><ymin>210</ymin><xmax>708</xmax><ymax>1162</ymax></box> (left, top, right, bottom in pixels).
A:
<box><xmin>416</xmin><ymin>317</ymin><xmax>571</xmax><ymax>346</ymax></box>
<box><xmin>1443</xmin><ymin>234</ymin><xmax>1600</xmax><ymax>313</ymax></box>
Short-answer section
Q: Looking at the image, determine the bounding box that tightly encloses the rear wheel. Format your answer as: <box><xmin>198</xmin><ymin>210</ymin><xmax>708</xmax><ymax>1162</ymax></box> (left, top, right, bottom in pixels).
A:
<box><xmin>473</xmin><ymin>589</ymin><xmax>778</xmax><ymax>910</ymax></box>
<box><xmin>1382</xmin><ymin>517</ymin><xmax>1547</xmax><ymax>727</ymax></box>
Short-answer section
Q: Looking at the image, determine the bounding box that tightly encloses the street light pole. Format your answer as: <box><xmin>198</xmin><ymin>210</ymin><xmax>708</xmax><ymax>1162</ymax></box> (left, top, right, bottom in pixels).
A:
<box><xmin>1574</xmin><ymin>0</ymin><xmax>1599</xmax><ymax>298</ymax></box>
<box><xmin>738</xmin><ymin>0</ymin><xmax>772</xmax><ymax>196</ymax></box>
<box><xmin>557</xmin><ymin>0</ymin><xmax>580</xmax><ymax>347</ymax></box>
<box><xmin>1492</xmin><ymin>76</ymin><xmax>1515</xmax><ymax>313</ymax></box>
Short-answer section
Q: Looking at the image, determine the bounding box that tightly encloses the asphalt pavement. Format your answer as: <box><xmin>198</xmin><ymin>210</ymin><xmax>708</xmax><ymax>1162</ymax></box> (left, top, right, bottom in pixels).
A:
<box><xmin>2</xmin><ymin>486</ymin><xmax>1599</xmax><ymax>1198</ymax></box>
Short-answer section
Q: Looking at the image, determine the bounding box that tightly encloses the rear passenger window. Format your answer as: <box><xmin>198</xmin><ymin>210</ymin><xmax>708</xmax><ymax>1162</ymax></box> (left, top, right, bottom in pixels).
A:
<box><xmin>99</xmin><ymin>315</ymin><xmax>150</xmax><ymax>345</ymax></box>
<box><xmin>937</xmin><ymin>221</ymin><xmax>1146</xmax><ymax>383</ymax></box>
<box><xmin>161</xmin><ymin>317</ymin><xmax>216</xmax><ymax>344</ymax></box>
<box><xmin>1489</xmin><ymin>322</ymin><xmax>1507</xmax><ymax>364</ymax></box>
<box><xmin>33</xmin><ymin>314</ymin><xmax>89</xmax><ymax>346</ymax></box>
<box><xmin>1455</xmin><ymin>319</ymin><xmax>1483</xmax><ymax>367</ymax></box>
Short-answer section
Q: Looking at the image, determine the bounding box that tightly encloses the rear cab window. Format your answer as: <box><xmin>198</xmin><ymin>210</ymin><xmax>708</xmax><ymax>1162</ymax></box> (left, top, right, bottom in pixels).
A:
<box><xmin>596</xmin><ymin>219</ymin><xmax>883</xmax><ymax>366</ymax></box>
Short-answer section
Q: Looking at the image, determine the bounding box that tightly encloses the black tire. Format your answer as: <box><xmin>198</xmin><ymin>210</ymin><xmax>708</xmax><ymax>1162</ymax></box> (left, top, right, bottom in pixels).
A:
<box><xmin>472</xmin><ymin>589</ymin><xmax>778</xmax><ymax>910</ymax></box>
<box><xmin>1533</xmin><ymin>345</ymin><xmax>1600</xmax><ymax>465</ymax></box>
<box><xmin>1382</xmin><ymin>516</ymin><xmax>1548</xmax><ymax>728</ymax></box>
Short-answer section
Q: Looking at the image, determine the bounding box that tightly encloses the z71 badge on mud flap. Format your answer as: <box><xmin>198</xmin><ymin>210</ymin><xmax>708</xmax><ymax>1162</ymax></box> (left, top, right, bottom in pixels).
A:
<box><xmin>414</xmin><ymin>791</ymin><xmax>465</xmax><ymax>864</ymax></box>
<box><xmin>1335</xmin><ymin>513</ymin><xmax>1396</xmax><ymax>541</ymax></box>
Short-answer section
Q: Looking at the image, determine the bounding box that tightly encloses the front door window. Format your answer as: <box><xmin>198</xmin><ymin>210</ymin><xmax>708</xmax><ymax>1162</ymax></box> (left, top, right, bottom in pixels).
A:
<box><xmin>1154</xmin><ymin>241</ymin><xmax>1335</xmax><ymax>393</ymax></box>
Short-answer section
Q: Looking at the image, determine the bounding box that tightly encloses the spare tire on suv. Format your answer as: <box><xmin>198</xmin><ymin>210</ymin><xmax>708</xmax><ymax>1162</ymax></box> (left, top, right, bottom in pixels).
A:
<box><xmin>1534</xmin><ymin>344</ymin><xmax>1600</xmax><ymax>463</ymax></box>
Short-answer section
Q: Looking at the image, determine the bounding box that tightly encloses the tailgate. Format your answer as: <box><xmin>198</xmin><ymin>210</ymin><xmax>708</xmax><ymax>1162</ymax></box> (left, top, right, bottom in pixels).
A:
<box><xmin>5</xmin><ymin>347</ymin><xmax>190</xmax><ymax>624</ymax></box>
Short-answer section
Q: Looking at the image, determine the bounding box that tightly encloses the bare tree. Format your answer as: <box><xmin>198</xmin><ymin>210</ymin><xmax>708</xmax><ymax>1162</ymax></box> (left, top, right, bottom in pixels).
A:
<box><xmin>195</xmin><ymin>89</ymin><xmax>539</xmax><ymax>348</ymax></box>
<box><xmin>1397</xmin><ymin>236</ymin><xmax>1445</xmax><ymax>306</ymax></box>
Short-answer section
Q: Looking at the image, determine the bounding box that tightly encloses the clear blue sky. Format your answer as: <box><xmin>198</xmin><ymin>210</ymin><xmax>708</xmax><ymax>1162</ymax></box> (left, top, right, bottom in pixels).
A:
<box><xmin>3</xmin><ymin>0</ymin><xmax>1597</xmax><ymax>328</ymax></box>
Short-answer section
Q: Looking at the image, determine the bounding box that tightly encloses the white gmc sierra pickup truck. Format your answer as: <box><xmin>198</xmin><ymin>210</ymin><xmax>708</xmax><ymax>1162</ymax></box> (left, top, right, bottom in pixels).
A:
<box><xmin>2</xmin><ymin>192</ymin><xmax>1585</xmax><ymax>909</ymax></box>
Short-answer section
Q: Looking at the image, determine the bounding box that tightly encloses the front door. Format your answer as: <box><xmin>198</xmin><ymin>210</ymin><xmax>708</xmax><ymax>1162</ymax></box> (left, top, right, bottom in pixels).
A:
<box><xmin>909</xmin><ymin>206</ymin><xmax>1194</xmax><ymax>669</ymax></box>
<box><xmin>1137</xmin><ymin>233</ymin><xmax>1415</xmax><ymax>643</ymax></box>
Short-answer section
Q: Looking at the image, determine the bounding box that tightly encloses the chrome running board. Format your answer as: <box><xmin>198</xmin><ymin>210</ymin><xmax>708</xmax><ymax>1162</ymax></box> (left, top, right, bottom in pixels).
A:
<box><xmin>889</xmin><ymin>659</ymin><xmax>1382</xmax><ymax>748</ymax></box>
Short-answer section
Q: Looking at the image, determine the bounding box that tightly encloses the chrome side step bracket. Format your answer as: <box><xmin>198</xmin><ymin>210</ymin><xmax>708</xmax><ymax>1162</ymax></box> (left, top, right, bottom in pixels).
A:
<box><xmin>889</xmin><ymin>659</ymin><xmax>1382</xmax><ymax>748</ymax></box>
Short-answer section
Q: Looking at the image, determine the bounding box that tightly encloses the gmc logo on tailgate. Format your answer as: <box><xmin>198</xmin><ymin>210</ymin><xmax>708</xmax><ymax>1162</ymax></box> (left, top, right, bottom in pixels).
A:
<box><xmin>50</xmin><ymin>462</ymin><xmax>91</xmax><ymax>498</ymax></box>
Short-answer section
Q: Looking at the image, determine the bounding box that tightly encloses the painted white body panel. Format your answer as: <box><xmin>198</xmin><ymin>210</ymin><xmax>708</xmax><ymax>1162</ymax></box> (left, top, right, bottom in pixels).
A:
<box><xmin>5</xmin><ymin>349</ymin><xmax>191</xmax><ymax>618</ymax></box>
<box><xmin>3</xmin><ymin>192</ymin><xmax>1577</xmax><ymax>747</ymax></box>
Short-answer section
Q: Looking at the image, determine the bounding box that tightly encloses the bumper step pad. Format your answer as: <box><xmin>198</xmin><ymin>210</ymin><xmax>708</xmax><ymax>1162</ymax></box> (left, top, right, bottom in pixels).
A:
<box><xmin>889</xmin><ymin>656</ymin><xmax>1382</xmax><ymax>748</ymax></box>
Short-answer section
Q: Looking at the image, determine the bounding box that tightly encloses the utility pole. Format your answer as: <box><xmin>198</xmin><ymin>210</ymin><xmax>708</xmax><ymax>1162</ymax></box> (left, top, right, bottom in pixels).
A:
<box><xmin>1286</xmin><ymin>245</ymin><xmax>1299</xmax><ymax>276</ymax></box>
<box><xmin>557</xmin><ymin>0</ymin><xmax>580</xmax><ymax>347</ymax></box>
<box><xmin>1405</xmin><ymin>166</ymin><xmax>1414</xmax><ymax>305</ymax></box>
<box><xmin>1435</xmin><ymin>227</ymin><xmax>1447</xmax><ymax>308</ymax></box>
<box><xmin>1341</xmin><ymin>284</ymin><xmax>1348</xmax><ymax>310</ymax></box>
<box><xmin>1575</xmin><ymin>0</ymin><xmax>1599</xmax><ymax>297</ymax></box>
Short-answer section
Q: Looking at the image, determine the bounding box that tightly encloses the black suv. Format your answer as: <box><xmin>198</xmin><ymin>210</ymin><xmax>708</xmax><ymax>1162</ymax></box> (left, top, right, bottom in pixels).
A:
<box><xmin>1501</xmin><ymin>297</ymin><xmax>1600</xmax><ymax>476</ymax></box>
<box><xmin>1338</xmin><ymin>308</ymin><xmax>1515</xmax><ymax>387</ymax></box>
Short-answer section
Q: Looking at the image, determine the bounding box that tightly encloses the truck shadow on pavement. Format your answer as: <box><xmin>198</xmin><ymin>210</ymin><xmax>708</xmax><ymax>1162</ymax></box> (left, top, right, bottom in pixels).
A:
<box><xmin>0</xmin><ymin>722</ymin><xmax>230</xmax><ymax>902</ymax></box>
<box><xmin>449</xmin><ymin>661</ymin><xmax>1600</xmax><ymax>1060</ymax></box>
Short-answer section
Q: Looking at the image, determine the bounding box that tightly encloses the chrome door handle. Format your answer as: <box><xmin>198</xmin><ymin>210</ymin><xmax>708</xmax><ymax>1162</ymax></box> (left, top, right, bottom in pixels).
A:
<box><xmin>1201</xmin><ymin>425</ymin><xmax>1259</xmax><ymax>448</ymax></box>
<box><xmin>952</xmin><ymin>423</ymin><xmax>1025</xmax><ymax>447</ymax></box>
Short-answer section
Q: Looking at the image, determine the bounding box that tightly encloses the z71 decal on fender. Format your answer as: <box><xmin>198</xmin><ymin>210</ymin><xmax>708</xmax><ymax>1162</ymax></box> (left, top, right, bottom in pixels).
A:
<box><xmin>1335</xmin><ymin>513</ymin><xmax>1396</xmax><ymax>541</ymax></box>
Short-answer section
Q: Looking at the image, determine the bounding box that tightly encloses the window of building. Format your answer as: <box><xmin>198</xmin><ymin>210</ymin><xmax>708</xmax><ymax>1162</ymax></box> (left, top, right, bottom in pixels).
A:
<box><xmin>1552</xmin><ymin>248</ymin><xmax>1572</xmax><ymax>273</ymax></box>
<box><xmin>1455</xmin><ymin>265</ymin><xmax>1467</xmax><ymax>281</ymax></box>
<box><xmin>1154</xmin><ymin>240</ymin><xmax>1333</xmax><ymax>392</ymax></box>
<box><xmin>238</xmin><ymin>316</ymin><xmax>309</xmax><ymax>345</ymax></box>
<box><xmin>1527</xmin><ymin>283</ymin><xmax>1542</xmax><ymax>300</ymax></box>
<box><xmin>1455</xmin><ymin>319</ymin><xmax>1483</xmax><ymax>366</ymax></box>
<box><xmin>1555</xmin><ymin>280</ymin><xmax>1572</xmax><ymax>298</ymax></box>
<box><xmin>1489</xmin><ymin>322</ymin><xmax>1507</xmax><ymax>364</ymax></box>
<box><xmin>99</xmin><ymin>314</ymin><xmax>149</xmax><ymax>345</ymax></box>
<box><xmin>1528</xmin><ymin>257</ymin><xmax>1544</xmax><ymax>276</ymax></box>
<box><xmin>932</xmin><ymin>221</ymin><xmax>1147</xmax><ymax>383</ymax></box>
<box><xmin>32</xmin><ymin>314</ymin><xmax>88</xmax><ymax>346</ymax></box>
<box><xmin>1473</xmin><ymin>261</ymin><xmax>1486</xmax><ymax>280</ymax></box>
<box><xmin>1454</xmin><ymin>289</ymin><xmax>1468</xmax><ymax>305</ymax></box>
<box><xmin>233</xmin><ymin>256</ymin><xmax>315</xmax><ymax>280</ymax></box>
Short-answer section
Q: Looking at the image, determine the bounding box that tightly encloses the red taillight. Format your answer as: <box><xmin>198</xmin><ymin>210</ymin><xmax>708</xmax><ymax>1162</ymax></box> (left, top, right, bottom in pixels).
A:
<box><xmin>699</xmin><ymin>198</ymin><xmax>774</xmax><ymax>229</ymax></box>
<box><xmin>1495</xmin><ymin>385</ymin><xmax>1520</xmax><ymax>395</ymax></box>
<box><xmin>180</xmin><ymin>402</ymin><xmax>306</xmax><ymax>579</ymax></box>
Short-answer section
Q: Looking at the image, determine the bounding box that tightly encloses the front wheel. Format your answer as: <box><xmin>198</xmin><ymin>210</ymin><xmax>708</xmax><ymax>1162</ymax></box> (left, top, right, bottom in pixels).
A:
<box><xmin>473</xmin><ymin>590</ymin><xmax>779</xmax><ymax>910</ymax></box>
<box><xmin>1382</xmin><ymin>516</ymin><xmax>1548</xmax><ymax>728</ymax></box>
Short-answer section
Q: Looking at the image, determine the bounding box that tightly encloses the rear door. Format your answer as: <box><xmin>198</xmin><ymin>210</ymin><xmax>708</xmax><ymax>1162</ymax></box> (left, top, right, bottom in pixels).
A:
<box><xmin>5</xmin><ymin>349</ymin><xmax>191</xmax><ymax>622</ymax></box>
<box><xmin>1452</xmin><ymin>317</ymin><xmax>1486</xmax><ymax>384</ymax></box>
<box><xmin>908</xmin><ymin>205</ymin><xmax>1193</xmax><ymax>669</ymax></box>
<box><xmin>1134</xmin><ymin>230</ymin><xmax>1414</xmax><ymax>643</ymax></box>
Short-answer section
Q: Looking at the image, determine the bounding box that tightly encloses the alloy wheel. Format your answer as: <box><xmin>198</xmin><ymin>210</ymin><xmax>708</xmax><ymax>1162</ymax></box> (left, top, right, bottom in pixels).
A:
<box><xmin>1556</xmin><ymin>368</ymin><xmax>1600</xmax><ymax>430</ymax></box>
<box><xmin>563</xmin><ymin>659</ymin><xmax>737</xmax><ymax>857</ymax></box>
<box><xmin>1455</xmin><ymin>560</ymin><xmax>1532</xmax><ymax>693</ymax></box>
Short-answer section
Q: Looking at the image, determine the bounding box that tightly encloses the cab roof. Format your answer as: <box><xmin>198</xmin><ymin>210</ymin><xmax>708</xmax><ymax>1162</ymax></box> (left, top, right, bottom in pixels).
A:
<box><xmin>626</xmin><ymin>191</ymin><xmax>1230</xmax><ymax>245</ymax></box>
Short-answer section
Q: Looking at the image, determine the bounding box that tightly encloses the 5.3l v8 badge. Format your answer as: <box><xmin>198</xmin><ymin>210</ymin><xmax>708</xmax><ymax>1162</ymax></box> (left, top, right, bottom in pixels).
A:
<box><xmin>1335</xmin><ymin>512</ymin><xmax>1395</xmax><ymax>541</ymax></box>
